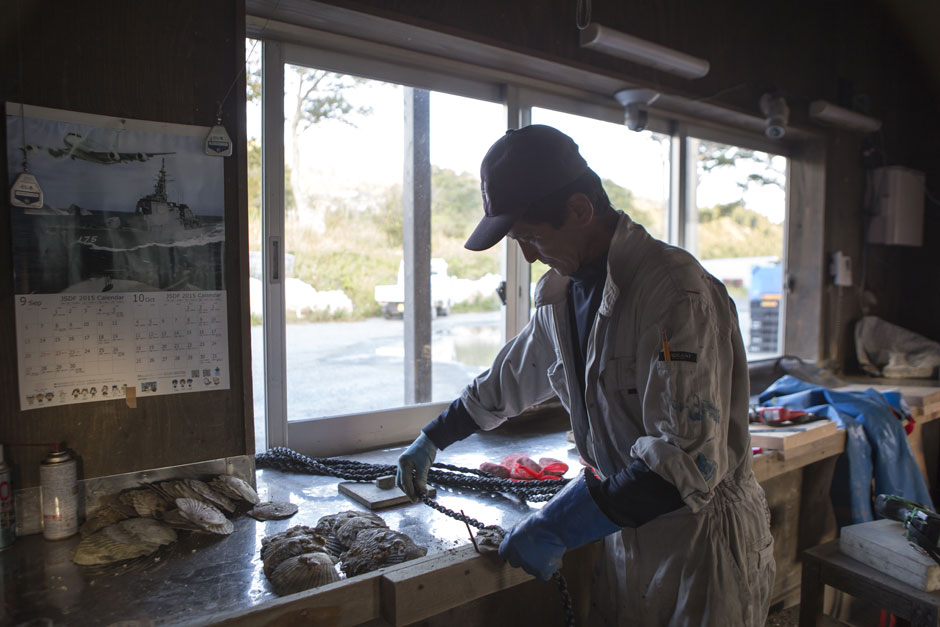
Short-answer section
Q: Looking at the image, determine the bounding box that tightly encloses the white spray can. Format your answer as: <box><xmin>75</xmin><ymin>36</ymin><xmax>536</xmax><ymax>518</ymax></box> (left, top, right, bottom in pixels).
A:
<box><xmin>0</xmin><ymin>444</ymin><xmax>15</xmax><ymax>549</ymax></box>
<box><xmin>40</xmin><ymin>447</ymin><xmax>78</xmax><ymax>540</ymax></box>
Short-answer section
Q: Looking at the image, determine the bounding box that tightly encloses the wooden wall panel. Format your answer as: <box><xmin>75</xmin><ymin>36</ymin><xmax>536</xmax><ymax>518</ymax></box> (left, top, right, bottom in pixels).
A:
<box><xmin>0</xmin><ymin>0</ymin><xmax>251</xmax><ymax>488</ymax></box>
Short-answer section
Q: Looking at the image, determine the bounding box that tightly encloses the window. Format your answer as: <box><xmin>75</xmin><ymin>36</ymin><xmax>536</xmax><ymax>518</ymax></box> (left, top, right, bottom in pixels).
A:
<box><xmin>254</xmin><ymin>39</ymin><xmax>509</xmax><ymax>454</ymax></box>
<box><xmin>276</xmin><ymin>68</ymin><xmax>504</xmax><ymax>419</ymax></box>
<box><xmin>686</xmin><ymin>139</ymin><xmax>787</xmax><ymax>359</ymax></box>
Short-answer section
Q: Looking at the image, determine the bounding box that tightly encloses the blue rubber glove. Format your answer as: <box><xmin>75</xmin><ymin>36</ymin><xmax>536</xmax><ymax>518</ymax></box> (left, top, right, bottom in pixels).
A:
<box><xmin>396</xmin><ymin>432</ymin><xmax>437</xmax><ymax>502</ymax></box>
<box><xmin>499</xmin><ymin>471</ymin><xmax>621</xmax><ymax>581</ymax></box>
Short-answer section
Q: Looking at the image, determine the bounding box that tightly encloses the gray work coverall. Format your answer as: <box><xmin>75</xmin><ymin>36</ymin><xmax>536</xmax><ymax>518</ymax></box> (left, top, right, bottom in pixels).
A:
<box><xmin>459</xmin><ymin>212</ymin><xmax>775</xmax><ymax>626</ymax></box>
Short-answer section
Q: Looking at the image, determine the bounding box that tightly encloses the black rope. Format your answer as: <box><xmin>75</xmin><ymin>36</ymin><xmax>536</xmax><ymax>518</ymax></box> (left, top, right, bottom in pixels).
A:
<box><xmin>256</xmin><ymin>447</ymin><xmax>569</xmax><ymax>502</ymax></box>
<box><xmin>255</xmin><ymin>446</ymin><xmax>576</xmax><ymax>626</ymax></box>
<box><xmin>419</xmin><ymin>494</ymin><xmax>489</xmax><ymax>530</ymax></box>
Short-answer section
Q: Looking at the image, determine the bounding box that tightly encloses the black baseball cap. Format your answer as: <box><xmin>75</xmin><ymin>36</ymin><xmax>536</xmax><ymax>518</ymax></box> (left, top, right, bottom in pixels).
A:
<box><xmin>465</xmin><ymin>125</ymin><xmax>589</xmax><ymax>251</ymax></box>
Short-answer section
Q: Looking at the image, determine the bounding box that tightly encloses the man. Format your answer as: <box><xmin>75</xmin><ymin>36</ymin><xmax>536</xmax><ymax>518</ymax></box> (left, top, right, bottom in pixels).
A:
<box><xmin>396</xmin><ymin>125</ymin><xmax>775</xmax><ymax>626</ymax></box>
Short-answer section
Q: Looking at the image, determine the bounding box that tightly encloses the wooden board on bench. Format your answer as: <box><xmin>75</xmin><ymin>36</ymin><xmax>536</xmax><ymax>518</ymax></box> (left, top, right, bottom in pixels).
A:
<box><xmin>338</xmin><ymin>481</ymin><xmax>436</xmax><ymax>510</ymax></box>
<box><xmin>749</xmin><ymin>419</ymin><xmax>837</xmax><ymax>451</ymax></box>
<box><xmin>840</xmin><ymin>518</ymin><xmax>940</xmax><ymax>592</ymax></box>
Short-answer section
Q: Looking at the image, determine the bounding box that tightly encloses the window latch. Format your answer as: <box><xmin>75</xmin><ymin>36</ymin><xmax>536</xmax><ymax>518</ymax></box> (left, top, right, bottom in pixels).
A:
<box><xmin>496</xmin><ymin>280</ymin><xmax>507</xmax><ymax>306</ymax></box>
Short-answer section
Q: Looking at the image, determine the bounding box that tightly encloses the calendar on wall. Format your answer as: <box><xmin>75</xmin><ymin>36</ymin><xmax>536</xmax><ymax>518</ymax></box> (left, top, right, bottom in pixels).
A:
<box><xmin>16</xmin><ymin>292</ymin><xmax>229</xmax><ymax>409</ymax></box>
<box><xmin>5</xmin><ymin>103</ymin><xmax>230</xmax><ymax>410</ymax></box>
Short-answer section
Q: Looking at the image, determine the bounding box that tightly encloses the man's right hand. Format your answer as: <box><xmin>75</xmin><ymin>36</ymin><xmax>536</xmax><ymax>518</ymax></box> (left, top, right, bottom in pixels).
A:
<box><xmin>396</xmin><ymin>432</ymin><xmax>437</xmax><ymax>502</ymax></box>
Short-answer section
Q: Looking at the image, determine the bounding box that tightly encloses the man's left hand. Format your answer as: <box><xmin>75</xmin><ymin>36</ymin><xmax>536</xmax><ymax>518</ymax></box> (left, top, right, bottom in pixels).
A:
<box><xmin>498</xmin><ymin>471</ymin><xmax>621</xmax><ymax>581</ymax></box>
<box><xmin>499</xmin><ymin>517</ymin><xmax>566</xmax><ymax>581</ymax></box>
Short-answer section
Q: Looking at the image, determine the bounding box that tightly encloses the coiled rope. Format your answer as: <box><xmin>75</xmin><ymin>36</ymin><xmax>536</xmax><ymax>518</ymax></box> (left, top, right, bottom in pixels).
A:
<box><xmin>256</xmin><ymin>446</ymin><xmax>576</xmax><ymax>627</ymax></box>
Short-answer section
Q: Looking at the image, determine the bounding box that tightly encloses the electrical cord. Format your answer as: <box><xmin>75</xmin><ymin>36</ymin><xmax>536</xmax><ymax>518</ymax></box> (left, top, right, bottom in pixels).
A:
<box><xmin>256</xmin><ymin>446</ymin><xmax>576</xmax><ymax>626</ymax></box>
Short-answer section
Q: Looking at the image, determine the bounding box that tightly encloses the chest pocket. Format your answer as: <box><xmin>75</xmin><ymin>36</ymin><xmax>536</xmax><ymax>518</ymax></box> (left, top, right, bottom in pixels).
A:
<box><xmin>599</xmin><ymin>355</ymin><xmax>642</xmax><ymax>421</ymax></box>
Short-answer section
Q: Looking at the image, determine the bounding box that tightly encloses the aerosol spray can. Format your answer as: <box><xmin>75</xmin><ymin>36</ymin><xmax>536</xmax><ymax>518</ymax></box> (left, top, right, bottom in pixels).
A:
<box><xmin>0</xmin><ymin>444</ymin><xmax>15</xmax><ymax>549</ymax></box>
<box><xmin>40</xmin><ymin>446</ymin><xmax>78</xmax><ymax>540</ymax></box>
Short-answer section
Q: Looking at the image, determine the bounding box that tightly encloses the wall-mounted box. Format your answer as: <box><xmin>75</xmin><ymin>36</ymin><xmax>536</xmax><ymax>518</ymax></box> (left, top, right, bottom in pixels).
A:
<box><xmin>867</xmin><ymin>166</ymin><xmax>925</xmax><ymax>246</ymax></box>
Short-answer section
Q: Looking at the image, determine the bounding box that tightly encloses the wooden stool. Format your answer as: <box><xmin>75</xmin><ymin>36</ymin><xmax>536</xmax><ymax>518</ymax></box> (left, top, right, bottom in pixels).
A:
<box><xmin>800</xmin><ymin>540</ymin><xmax>940</xmax><ymax>626</ymax></box>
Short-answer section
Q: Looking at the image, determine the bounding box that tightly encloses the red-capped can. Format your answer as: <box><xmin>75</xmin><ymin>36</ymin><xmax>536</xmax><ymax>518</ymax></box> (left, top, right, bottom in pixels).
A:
<box><xmin>40</xmin><ymin>448</ymin><xmax>78</xmax><ymax>540</ymax></box>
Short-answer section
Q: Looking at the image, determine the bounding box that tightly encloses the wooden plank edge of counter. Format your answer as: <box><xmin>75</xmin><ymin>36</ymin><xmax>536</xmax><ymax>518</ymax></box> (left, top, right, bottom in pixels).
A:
<box><xmin>379</xmin><ymin>543</ymin><xmax>534</xmax><ymax>626</ymax></box>
<box><xmin>187</xmin><ymin>544</ymin><xmax>533</xmax><ymax>627</ymax></box>
<box><xmin>191</xmin><ymin>570</ymin><xmax>384</xmax><ymax>627</ymax></box>
<box><xmin>753</xmin><ymin>430</ymin><xmax>846</xmax><ymax>483</ymax></box>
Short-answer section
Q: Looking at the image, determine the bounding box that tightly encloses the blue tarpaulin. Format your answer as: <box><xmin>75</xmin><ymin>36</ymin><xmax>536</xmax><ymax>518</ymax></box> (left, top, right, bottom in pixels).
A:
<box><xmin>758</xmin><ymin>375</ymin><xmax>933</xmax><ymax>527</ymax></box>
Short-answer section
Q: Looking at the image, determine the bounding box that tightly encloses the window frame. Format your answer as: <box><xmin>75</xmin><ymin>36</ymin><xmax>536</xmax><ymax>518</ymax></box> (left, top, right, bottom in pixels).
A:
<box><xmin>249</xmin><ymin>8</ymin><xmax>825</xmax><ymax>457</ymax></box>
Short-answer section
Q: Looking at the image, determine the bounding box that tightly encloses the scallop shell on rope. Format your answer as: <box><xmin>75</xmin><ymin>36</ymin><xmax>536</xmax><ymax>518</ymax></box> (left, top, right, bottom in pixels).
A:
<box><xmin>269</xmin><ymin>552</ymin><xmax>340</xmax><ymax>596</ymax></box>
<box><xmin>340</xmin><ymin>527</ymin><xmax>427</xmax><ymax>576</ymax></box>
<box><xmin>262</xmin><ymin>534</ymin><xmax>334</xmax><ymax>577</ymax></box>
<box><xmin>259</xmin><ymin>511</ymin><xmax>427</xmax><ymax>596</ymax></box>
<box><xmin>260</xmin><ymin>525</ymin><xmax>319</xmax><ymax>551</ymax></box>
<box><xmin>327</xmin><ymin>514</ymin><xmax>387</xmax><ymax>556</ymax></box>
<box><xmin>313</xmin><ymin>510</ymin><xmax>361</xmax><ymax>537</ymax></box>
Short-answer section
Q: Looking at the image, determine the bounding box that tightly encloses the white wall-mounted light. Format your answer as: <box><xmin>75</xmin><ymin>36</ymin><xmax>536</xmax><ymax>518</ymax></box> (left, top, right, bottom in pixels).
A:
<box><xmin>809</xmin><ymin>100</ymin><xmax>881</xmax><ymax>133</ymax></box>
<box><xmin>613</xmin><ymin>88</ymin><xmax>661</xmax><ymax>132</ymax></box>
<box><xmin>579</xmin><ymin>22</ymin><xmax>709</xmax><ymax>79</ymax></box>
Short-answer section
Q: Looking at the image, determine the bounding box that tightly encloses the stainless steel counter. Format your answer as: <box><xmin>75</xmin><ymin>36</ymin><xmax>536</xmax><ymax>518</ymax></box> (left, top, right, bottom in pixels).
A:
<box><xmin>1</xmin><ymin>415</ymin><xmax>577</xmax><ymax>626</ymax></box>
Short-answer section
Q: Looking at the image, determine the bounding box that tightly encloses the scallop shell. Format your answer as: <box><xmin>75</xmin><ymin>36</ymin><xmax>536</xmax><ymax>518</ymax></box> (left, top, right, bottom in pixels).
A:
<box><xmin>262</xmin><ymin>534</ymin><xmax>333</xmax><ymax>577</ymax></box>
<box><xmin>73</xmin><ymin>531</ymin><xmax>147</xmax><ymax>565</ymax></box>
<box><xmin>185</xmin><ymin>478</ymin><xmax>236</xmax><ymax>513</ymax></box>
<box><xmin>203</xmin><ymin>519</ymin><xmax>235</xmax><ymax>535</ymax></box>
<box><xmin>340</xmin><ymin>528</ymin><xmax>427</xmax><ymax>577</ymax></box>
<box><xmin>247</xmin><ymin>501</ymin><xmax>298</xmax><ymax>521</ymax></box>
<box><xmin>148</xmin><ymin>479</ymin><xmax>191</xmax><ymax>501</ymax></box>
<box><xmin>260</xmin><ymin>527</ymin><xmax>324</xmax><ymax>561</ymax></box>
<box><xmin>474</xmin><ymin>525</ymin><xmax>506</xmax><ymax>555</ymax></box>
<box><xmin>117</xmin><ymin>518</ymin><xmax>178</xmax><ymax>546</ymax></box>
<box><xmin>118</xmin><ymin>488</ymin><xmax>170</xmax><ymax>518</ymax></box>
<box><xmin>260</xmin><ymin>525</ymin><xmax>318</xmax><ymax>552</ymax></box>
<box><xmin>156</xmin><ymin>508</ymin><xmax>201</xmax><ymax>531</ymax></box>
<box><xmin>313</xmin><ymin>511</ymin><xmax>361</xmax><ymax>537</ymax></box>
<box><xmin>270</xmin><ymin>552</ymin><xmax>339</xmax><ymax>596</ymax></box>
<box><xmin>211</xmin><ymin>474</ymin><xmax>260</xmax><ymax>505</ymax></box>
<box><xmin>73</xmin><ymin>518</ymin><xmax>177</xmax><ymax>566</ymax></box>
<box><xmin>176</xmin><ymin>497</ymin><xmax>232</xmax><ymax>534</ymax></box>
<box><xmin>328</xmin><ymin>515</ymin><xmax>388</xmax><ymax>556</ymax></box>
<box><xmin>80</xmin><ymin>502</ymin><xmax>132</xmax><ymax>537</ymax></box>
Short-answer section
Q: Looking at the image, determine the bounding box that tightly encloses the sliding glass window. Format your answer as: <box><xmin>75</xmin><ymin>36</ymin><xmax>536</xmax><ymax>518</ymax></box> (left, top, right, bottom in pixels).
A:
<box><xmin>258</xmin><ymin>53</ymin><xmax>505</xmax><ymax>447</ymax></box>
<box><xmin>686</xmin><ymin>138</ymin><xmax>787</xmax><ymax>358</ymax></box>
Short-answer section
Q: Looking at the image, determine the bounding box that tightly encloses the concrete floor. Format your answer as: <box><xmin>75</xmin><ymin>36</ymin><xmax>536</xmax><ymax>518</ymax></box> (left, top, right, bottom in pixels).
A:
<box><xmin>766</xmin><ymin>606</ymin><xmax>799</xmax><ymax>626</ymax></box>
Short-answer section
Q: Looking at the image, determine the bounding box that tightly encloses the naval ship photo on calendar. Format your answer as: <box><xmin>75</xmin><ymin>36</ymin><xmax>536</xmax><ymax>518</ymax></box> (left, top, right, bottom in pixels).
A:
<box><xmin>5</xmin><ymin>104</ymin><xmax>230</xmax><ymax>410</ymax></box>
<box><xmin>5</xmin><ymin>103</ymin><xmax>225</xmax><ymax>295</ymax></box>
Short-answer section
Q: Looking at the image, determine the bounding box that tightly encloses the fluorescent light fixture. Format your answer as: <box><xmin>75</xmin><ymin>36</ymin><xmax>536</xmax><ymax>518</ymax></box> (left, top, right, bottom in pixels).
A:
<box><xmin>579</xmin><ymin>22</ymin><xmax>709</xmax><ymax>79</ymax></box>
<box><xmin>809</xmin><ymin>100</ymin><xmax>881</xmax><ymax>133</ymax></box>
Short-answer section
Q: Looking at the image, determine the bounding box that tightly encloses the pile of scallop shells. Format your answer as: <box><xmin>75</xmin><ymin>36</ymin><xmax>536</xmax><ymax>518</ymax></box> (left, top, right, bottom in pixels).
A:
<box><xmin>73</xmin><ymin>474</ymin><xmax>263</xmax><ymax>566</ymax></box>
<box><xmin>261</xmin><ymin>510</ymin><xmax>427</xmax><ymax>596</ymax></box>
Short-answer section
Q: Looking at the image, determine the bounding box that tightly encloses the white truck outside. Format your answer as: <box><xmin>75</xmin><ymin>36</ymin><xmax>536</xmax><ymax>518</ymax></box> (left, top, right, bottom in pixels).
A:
<box><xmin>374</xmin><ymin>258</ymin><xmax>454</xmax><ymax>319</ymax></box>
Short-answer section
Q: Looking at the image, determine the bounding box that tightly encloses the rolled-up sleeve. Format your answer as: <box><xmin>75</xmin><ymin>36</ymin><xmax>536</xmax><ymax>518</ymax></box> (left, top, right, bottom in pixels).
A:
<box><xmin>629</xmin><ymin>291</ymin><xmax>736</xmax><ymax>513</ymax></box>
<box><xmin>460</xmin><ymin>306</ymin><xmax>560</xmax><ymax>431</ymax></box>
